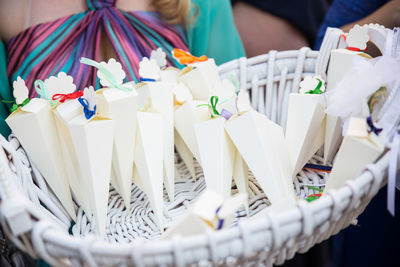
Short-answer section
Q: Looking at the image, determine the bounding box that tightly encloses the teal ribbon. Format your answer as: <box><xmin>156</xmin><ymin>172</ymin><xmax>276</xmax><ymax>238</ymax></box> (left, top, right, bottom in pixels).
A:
<box><xmin>34</xmin><ymin>80</ymin><xmax>55</xmax><ymax>106</ymax></box>
<box><xmin>80</xmin><ymin>57</ymin><xmax>131</xmax><ymax>91</ymax></box>
<box><xmin>305</xmin><ymin>78</ymin><xmax>324</xmax><ymax>94</ymax></box>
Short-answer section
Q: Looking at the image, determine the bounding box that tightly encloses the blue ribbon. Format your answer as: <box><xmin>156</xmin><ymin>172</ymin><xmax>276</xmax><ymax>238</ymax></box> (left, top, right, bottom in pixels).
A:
<box><xmin>366</xmin><ymin>116</ymin><xmax>383</xmax><ymax>135</ymax></box>
<box><xmin>140</xmin><ymin>78</ymin><xmax>156</xmax><ymax>82</ymax></box>
<box><xmin>215</xmin><ymin>206</ymin><xmax>224</xmax><ymax>230</ymax></box>
<box><xmin>78</xmin><ymin>97</ymin><xmax>96</xmax><ymax>120</ymax></box>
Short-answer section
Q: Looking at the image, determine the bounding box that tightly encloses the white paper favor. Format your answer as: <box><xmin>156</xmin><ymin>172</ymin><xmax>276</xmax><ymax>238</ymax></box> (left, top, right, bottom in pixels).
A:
<box><xmin>137</xmin><ymin>82</ymin><xmax>175</xmax><ymax>201</ymax></box>
<box><xmin>68</xmin><ymin>114</ymin><xmax>114</xmax><ymax>238</ymax></box>
<box><xmin>225</xmin><ymin>110</ymin><xmax>296</xmax><ymax>205</ymax></box>
<box><xmin>53</xmin><ymin>99</ymin><xmax>92</xmax><ymax>218</ymax></box>
<box><xmin>161</xmin><ymin>190</ymin><xmax>246</xmax><ymax>240</ymax></box>
<box><xmin>195</xmin><ymin>117</ymin><xmax>235</xmax><ymax>198</ymax></box>
<box><xmin>96</xmin><ymin>87</ymin><xmax>137</xmax><ymax>209</ymax></box>
<box><xmin>174</xmin><ymin>100</ymin><xmax>210</xmax><ymax>165</ymax></box>
<box><xmin>133</xmin><ymin>111</ymin><xmax>165</xmax><ymax>230</ymax></box>
<box><xmin>177</xmin><ymin>59</ymin><xmax>220</xmax><ymax>100</ymax></box>
<box><xmin>6</xmin><ymin>98</ymin><xmax>76</xmax><ymax>220</ymax></box>
<box><xmin>325</xmin><ymin>49</ymin><xmax>370</xmax><ymax>164</ymax></box>
<box><xmin>285</xmin><ymin>93</ymin><xmax>326</xmax><ymax>178</ymax></box>
<box><xmin>174</xmin><ymin>129</ymin><xmax>196</xmax><ymax>180</ymax></box>
<box><xmin>324</xmin><ymin>117</ymin><xmax>385</xmax><ymax>193</ymax></box>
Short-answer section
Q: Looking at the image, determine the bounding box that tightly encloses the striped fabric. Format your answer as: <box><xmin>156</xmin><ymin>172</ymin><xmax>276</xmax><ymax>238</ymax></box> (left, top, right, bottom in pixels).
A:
<box><xmin>6</xmin><ymin>0</ymin><xmax>189</xmax><ymax>98</ymax></box>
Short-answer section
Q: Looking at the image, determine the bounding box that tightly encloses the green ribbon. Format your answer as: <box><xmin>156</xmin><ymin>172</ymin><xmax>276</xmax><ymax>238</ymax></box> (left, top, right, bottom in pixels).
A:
<box><xmin>80</xmin><ymin>57</ymin><xmax>131</xmax><ymax>92</ymax></box>
<box><xmin>34</xmin><ymin>80</ymin><xmax>55</xmax><ymax>106</ymax></box>
<box><xmin>197</xmin><ymin>96</ymin><xmax>220</xmax><ymax>118</ymax></box>
<box><xmin>305</xmin><ymin>185</ymin><xmax>323</xmax><ymax>193</ymax></box>
<box><xmin>3</xmin><ymin>98</ymin><xmax>30</xmax><ymax>113</ymax></box>
<box><xmin>305</xmin><ymin>78</ymin><xmax>324</xmax><ymax>94</ymax></box>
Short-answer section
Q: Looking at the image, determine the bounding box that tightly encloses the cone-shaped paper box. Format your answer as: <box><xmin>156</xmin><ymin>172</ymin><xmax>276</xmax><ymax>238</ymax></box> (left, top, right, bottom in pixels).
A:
<box><xmin>96</xmin><ymin>88</ymin><xmax>137</xmax><ymax>209</ymax></box>
<box><xmin>68</xmin><ymin>115</ymin><xmax>114</xmax><ymax>238</ymax></box>
<box><xmin>324</xmin><ymin>49</ymin><xmax>371</xmax><ymax>164</ymax></box>
<box><xmin>195</xmin><ymin>117</ymin><xmax>235</xmax><ymax>198</ymax></box>
<box><xmin>133</xmin><ymin>112</ymin><xmax>164</xmax><ymax>230</ymax></box>
<box><xmin>6</xmin><ymin>98</ymin><xmax>76</xmax><ymax>220</ymax></box>
<box><xmin>225</xmin><ymin>110</ymin><xmax>295</xmax><ymax>205</ymax></box>
<box><xmin>285</xmin><ymin>93</ymin><xmax>326</xmax><ymax>178</ymax></box>
<box><xmin>177</xmin><ymin>59</ymin><xmax>220</xmax><ymax>100</ymax></box>
<box><xmin>138</xmin><ymin>82</ymin><xmax>175</xmax><ymax>202</ymax></box>
<box><xmin>233</xmin><ymin>150</ymin><xmax>249</xmax><ymax>214</ymax></box>
<box><xmin>161</xmin><ymin>190</ymin><xmax>246</xmax><ymax>240</ymax></box>
<box><xmin>324</xmin><ymin>117</ymin><xmax>385</xmax><ymax>193</ymax></box>
<box><xmin>53</xmin><ymin>100</ymin><xmax>92</xmax><ymax>218</ymax></box>
<box><xmin>174</xmin><ymin>100</ymin><xmax>210</xmax><ymax>165</ymax></box>
<box><xmin>160</xmin><ymin>67</ymin><xmax>180</xmax><ymax>83</ymax></box>
<box><xmin>174</xmin><ymin>129</ymin><xmax>196</xmax><ymax>180</ymax></box>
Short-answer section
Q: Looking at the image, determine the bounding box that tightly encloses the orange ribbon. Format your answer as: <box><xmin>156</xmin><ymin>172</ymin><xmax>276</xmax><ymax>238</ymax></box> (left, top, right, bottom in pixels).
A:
<box><xmin>52</xmin><ymin>91</ymin><xmax>84</xmax><ymax>103</ymax></box>
<box><xmin>172</xmin><ymin>48</ymin><xmax>208</xmax><ymax>65</ymax></box>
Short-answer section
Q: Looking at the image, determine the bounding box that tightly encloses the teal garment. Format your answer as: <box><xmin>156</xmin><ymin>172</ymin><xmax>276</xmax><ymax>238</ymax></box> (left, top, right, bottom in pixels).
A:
<box><xmin>0</xmin><ymin>41</ymin><xmax>11</xmax><ymax>136</ymax></box>
<box><xmin>187</xmin><ymin>0</ymin><xmax>246</xmax><ymax>65</ymax></box>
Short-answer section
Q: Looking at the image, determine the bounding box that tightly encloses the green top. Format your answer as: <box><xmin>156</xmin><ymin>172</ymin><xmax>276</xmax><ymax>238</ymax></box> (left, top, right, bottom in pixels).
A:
<box><xmin>0</xmin><ymin>0</ymin><xmax>245</xmax><ymax>136</ymax></box>
<box><xmin>187</xmin><ymin>0</ymin><xmax>245</xmax><ymax>65</ymax></box>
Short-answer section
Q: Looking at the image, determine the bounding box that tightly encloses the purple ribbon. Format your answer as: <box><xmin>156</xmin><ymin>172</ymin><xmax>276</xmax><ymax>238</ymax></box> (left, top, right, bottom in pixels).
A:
<box><xmin>367</xmin><ymin>116</ymin><xmax>383</xmax><ymax>135</ymax></box>
<box><xmin>220</xmin><ymin>109</ymin><xmax>233</xmax><ymax>120</ymax></box>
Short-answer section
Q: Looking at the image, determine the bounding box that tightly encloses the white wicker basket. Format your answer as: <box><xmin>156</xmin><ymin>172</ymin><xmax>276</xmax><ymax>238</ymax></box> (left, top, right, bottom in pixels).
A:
<box><xmin>0</xmin><ymin>33</ymin><xmax>396</xmax><ymax>266</ymax></box>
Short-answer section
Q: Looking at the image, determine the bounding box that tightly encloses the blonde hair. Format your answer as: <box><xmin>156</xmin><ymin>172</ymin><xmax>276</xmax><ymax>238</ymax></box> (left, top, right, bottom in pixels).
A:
<box><xmin>151</xmin><ymin>0</ymin><xmax>193</xmax><ymax>24</ymax></box>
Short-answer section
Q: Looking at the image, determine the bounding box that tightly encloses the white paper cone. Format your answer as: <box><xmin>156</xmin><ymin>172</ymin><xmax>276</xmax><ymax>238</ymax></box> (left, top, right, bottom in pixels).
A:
<box><xmin>174</xmin><ymin>100</ymin><xmax>210</xmax><ymax>165</ymax></box>
<box><xmin>174</xmin><ymin>129</ymin><xmax>196</xmax><ymax>180</ymax></box>
<box><xmin>160</xmin><ymin>211</ymin><xmax>211</xmax><ymax>240</ymax></box>
<box><xmin>232</xmin><ymin>149</ymin><xmax>250</xmax><ymax>215</ymax></box>
<box><xmin>285</xmin><ymin>93</ymin><xmax>326</xmax><ymax>177</ymax></box>
<box><xmin>53</xmin><ymin>100</ymin><xmax>92</xmax><ymax>218</ymax></box>
<box><xmin>133</xmin><ymin>112</ymin><xmax>164</xmax><ymax>230</ymax></box>
<box><xmin>324</xmin><ymin>115</ymin><xmax>343</xmax><ymax>164</ymax></box>
<box><xmin>233</xmin><ymin>150</ymin><xmax>249</xmax><ymax>197</ymax></box>
<box><xmin>6</xmin><ymin>98</ymin><xmax>76</xmax><ymax>220</ymax></box>
<box><xmin>324</xmin><ymin>117</ymin><xmax>385</xmax><ymax>193</ymax></box>
<box><xmin>139</xmin><ymin>83</ymin><xmax>175</xmax><ymax>202</ymax></box>
<box><xmin>178</xmin><ymin>59</ymin><xmax>220</xmax><ymax>100</ymax></box>
<box><xmin>68</xmin><ymin>115</ymin><xmax>114</xmax><ymax>238</ymax></box>
<box><xmin>225</xmin><ymin>111</ymin><xmax>294</xmax><ymax>204</ymax></box>
<box><xmin>160</xmin><ymin>67</ymin><xmax>180</xmax><ymax>83</ymax></box>
<box><xmin>195</xmin><ymin>117</ymin><xmax>235</xmax><ymax>198</ymax></box>
<box><xmin>96</xmin><ymin>88</ymin><xmax>137</xmax><ymax>209</ymax></box>
<box><xmin>324</xmin><ymin>49</ymin><xmax>370</xmax><ymax>164</ymax></box>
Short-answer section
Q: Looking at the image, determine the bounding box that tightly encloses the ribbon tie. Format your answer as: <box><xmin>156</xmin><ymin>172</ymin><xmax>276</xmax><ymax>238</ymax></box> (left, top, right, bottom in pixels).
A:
<box><xmin>34</xmin><ymin>80</ymin><xmax>52</xmax><ymax>103</ymax></box>
<box><xmin>305</xmin><ymin>78</ymin><xmax>324</xmax><ymax>94</ymax></box>
<box><xmin>3</xmin><ymin>98</ymin><xmax>30</xmax><ymax>113</ymax></box>
<box><xmin>172</xmin><ymin>48</ymin><xmax>208</xmax><ymax>65</ymax></box>
<box><xmin>78</xmin><ymin>97</ymin><xmax>96</xmax><ymax>120</ymax></box>
<box><xmin>340</xmin><ymin>34</ymin><xmax>368</xmax><ymax>52</ymax></box>
<box><xmin>367</xmin><ymin>116</ymin><xmax>383</xmax><ymax>135</ymax></box>
<box><xmin>52</xmin><ymin>91</ymin><xmax>84</xmax><ymax>103</ymax></box>
<box><xmin>140</xmin><ymin>78</ymin><xmax>156</xmax><ymax>82</ymax></box>
<box><xmin>80</xmin><ymin>57</ymin><xmax>131</xmax><ymax>91</ymax></box>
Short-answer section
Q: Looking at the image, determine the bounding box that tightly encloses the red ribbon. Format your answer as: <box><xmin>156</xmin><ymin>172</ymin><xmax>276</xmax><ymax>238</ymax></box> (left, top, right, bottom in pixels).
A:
<box><xmin>52</xmin><ymin>91</ymin><xmax>84</xmax><ymax>103</ymax></box>
<box><xmin>340</xmin><ymin>33</ymin><xmax>367</xmax><ymax>52</ymax></box>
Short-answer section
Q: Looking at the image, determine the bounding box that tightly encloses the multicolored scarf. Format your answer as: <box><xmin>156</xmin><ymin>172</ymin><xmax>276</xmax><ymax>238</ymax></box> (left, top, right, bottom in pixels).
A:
<box><xmin>6</xmin><ymin>0</ymin><xmax>189</xmax><ymax>98</ymax></box>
